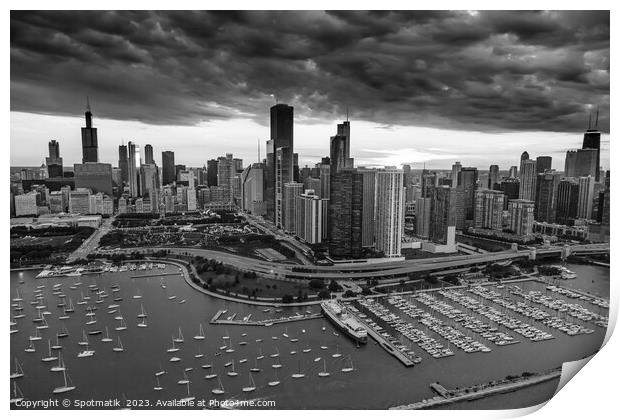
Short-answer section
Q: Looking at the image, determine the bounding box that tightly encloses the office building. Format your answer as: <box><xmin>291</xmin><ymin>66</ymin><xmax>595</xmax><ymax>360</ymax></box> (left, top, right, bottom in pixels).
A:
<box><xmin>426</xmin><ymin>186</ymin><xmax>457</xmax><ymax>253</ymax></box>
<box><xmin>48</xmin><ymin>191</ymin><xmax>65</xmax><ymax>213</ymax></box>
<box><xmin>216</xmin><ymin>154</ymin><xmax>235</xmax><ymax>203</ymax></box>
<box><xmin>359</xmin><ymin>169</ymin><xmax>377</xmax><ymax>247</ymax></box>
<box><xmin>474</xmin><ymin>189</ymin><xmax>505</xmax><ymax>230</ymax></box>
<box><xmin>206</xmin><ymin>159</ymin><xmax>218</xmax><ymax>187</ymax></box>
<box><xmin>507</xmin><ymin>199</ymin><xmax>534</xmax><ymax>236</ymax></box>
<box><xmin>241</xmin><ymin>163</ymin><xmax>265</xmax><ymax>216</ymax></box>
<box><xmin>140</xmin><ymin>163</ymin><xmax>159</xmax><ymax>197</ymax></box>
<box><xmin>328</xmin><ymin>169</ymin><xmax>364</xmax><ymax>259</ymax></box>
<box><xmin>519</xmin><ymin>151</ymin><xmax>529</xmax><ymax>177</ymax></box>
<box><xmin>74</xmin><ymin>162</ymin><xmax>113</xmax><ymax>196</ymax></box>
<box><xmin>457</xmin><ymin>167</ymin><xmax>478</xmax><ymax>226</ymax></box>
<box><xmin>144</xmin><ymin>144</ymin><xmax>154</xmax><ymax>164</ymax></box>
<box><xmin>118</xmin><ymin>144</ymin><xmax>128</xmax><ymax>185</ymax></box>
<box><xmin>268</xmin><ymin>104</ymin><xmax>294</xmax><ymax>223</ymax></box>
<box><xmin>69</xmin><ymin>188</ymin><xmax>92</xmax><ymax>215</ymax></box>
<box><xmin>577</xmin><ymin>176</ymin><xmax>595</xmax><ymax>220</ymax></box>
<box><xmin>582</xmin><ymin>125</ymin><xmax>601</xmax><ymax>181</ymax></box>
<box><xmin>450</xmin><ymin>162</ymin><xmax>462</xmax><ymax>187</ymax></box>
<box><xmin>14</xmin><ymin>192</ymin><xmax>38</xmax><ymax>216</ymax></box>
<box><xmin>46</xmin><ymin>140</ymin><xmax>63</xmax><ymax>178</ymax></box>
<box><xmin>264</xmin><ymin>139</ymin><xmax>275</xmax><ymax>220</ymax></box>
<box><xmin>519</xmin><ymin>159</ymin><xmax>536</xmax><ymax>201</ymax></box>
<box><xmin>275</xmin><ymin>147</ymin><xmax>293</xmax><ymax>227</ymax></box>
<box><xmin>488</xmin><ymin>165</ymin><xmax>500</xmax><ymax>189</ymax></box>
<box><xmin>535</xmin><ymin>171</ymin><xmax>561</xmax><ymax>223</ymax></box>
<box><xmin>319</xmin><ymin>163</ymin><xmax>330</xmax><ymax>200</ymax></box>
<box><xmin>336</xmin><ymin>119</ymin><xmax>353</xmax><ymax>168</ymax></box>
<box><xmin>161</xmin><ymin>151</ymin><xmax>175</xmax><ymax>186</ymax></box>
<box><xmin>81</xmin><ymin>98</ymin><xmax>98</xmax><ymax>163</ymax></box>
<box><xmin>127</xmin><ymin>142</ymin><xmax>140</xmax><ymax>197</ymax></box>
<box><xmin>508</xmin><ymin>166</ymin><xmax>518</xmax><ymax>178</ymax></box>
<box><xmin>555</xmin><ymin>178</ymin><xmax>580</xmax><ymax>226</ymax></box>
<box><xmin>536</xmin><ymin>156</ymin><xmax>552</xmax><ymax>175</ymax></box>
<box><xmin>375</xmin><ymin>169</ymin><xmax>405</xmax><ymax>258</ymax></box>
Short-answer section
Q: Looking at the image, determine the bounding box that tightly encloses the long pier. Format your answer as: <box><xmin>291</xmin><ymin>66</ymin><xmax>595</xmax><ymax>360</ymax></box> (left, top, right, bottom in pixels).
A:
<box><xmin>209</xmin><ymin>310</ymin><xmax>323</xmax><ymax>326</ymax></box>
<box><xmin>130</xmin><ymin>272</ymin><xmax>182</xmax><ymax>279</ymax></box>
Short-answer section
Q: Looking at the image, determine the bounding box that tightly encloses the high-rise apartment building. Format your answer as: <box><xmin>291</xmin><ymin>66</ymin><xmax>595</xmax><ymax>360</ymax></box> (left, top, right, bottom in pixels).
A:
<box><xmin>535</xmin><ymin>171</ymin><xmax>561</xmax><ymax>223</ymax></box>
<box><xmin>375</xmin><ymin>169</ymin><xmax>405</xmax><ymax>258</ymax></box>
<box><xmin>295</xmin><ymin>190</ymin><xmax>328</xmax><ymax>244</ymax></box>
<box><xmin>283</xmin><ymin>182</ymin><xmax>304</xmax><ymax>233</ymax></box>
<box><xmin>555</xmin><ymin>178</ymin><xmax>580</xmax><ymax>225</ymax></box>
<box><xmin>518</xmin><ymin>159</ymin><xmax>536</xmax><ymax>201</ymax></box>
<box><xmin>428</xmin><ymin>186</ymin><xmax>457</xmax><ymax>248</ymax></box>
<box><xmin>577</xmin><ymin>176</ymin><xmax>595</xmax><ymax>220</ymax></box>
<box><xmin>507</xmin><ymin>199</ymin><xmax>534</xmax><ymax>236</ymax></box>
<box><xmin>474</xmin><ymin>189</ymin><xmax>505</xmax><ymax>230</ymax></box>
<box><xmin>328</xmin><ymin>169</ymin><xmax>364</xmax><ymax>259</ymax></box>
<box><xmin>217</xmin><ymin>154</ymin><xmax>235</xmax><ymax>203</ymax></box>
<box><xmin>358</xmin><ymin>168</ymin><xmax>377</xmax><ymax>247</ymax></box>
<box><xmin>488</xmin><ymin>165</ymin><xmax>500</xmax><ymax>190</ymax></box>
<box><xmin>457</xmin><ymin>167</ymin><xmax>478</xmax><ymax>226</ymax></box>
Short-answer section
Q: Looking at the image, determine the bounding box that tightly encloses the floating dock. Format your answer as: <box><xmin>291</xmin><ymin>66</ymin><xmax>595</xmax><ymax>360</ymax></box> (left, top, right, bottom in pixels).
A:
<box><xmin>209</xmin><ymin>310</ymin><xmax>323</xmax><ymax>326</ymax></box>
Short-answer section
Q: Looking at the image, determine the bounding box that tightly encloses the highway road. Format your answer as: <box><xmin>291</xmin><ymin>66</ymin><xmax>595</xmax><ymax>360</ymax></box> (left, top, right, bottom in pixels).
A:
<box><xmin>67</xmin><ymin>216</ymin><xmax>115</xmax><ymax>263</ymax></box>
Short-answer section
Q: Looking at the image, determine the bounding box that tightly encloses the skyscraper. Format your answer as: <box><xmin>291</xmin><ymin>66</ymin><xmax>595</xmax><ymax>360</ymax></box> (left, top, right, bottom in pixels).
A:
<box><xmin>474</xmin><ymin>189</ymin><xmax>505</xmax><ymax>230</ymax></box>
<box><xmin>508</xmin><ymin>166</ymin><xmax>518</xmax><ymax>178</ymax></box>
<box><xmin>535</xmin><ymin>156</ymin><xmax>552</xmax><ymax>174</ymax></box>
<box><xmin>358</xmin><ymin>168</ymin><xmax>377</xmax><ymax>247</ymax></box>
<box><xmin>264</xmin><ymin>139</ymin><xmax>275</xmax><ymax>221</ymax></box>
<box><xmin>118</xmin><ymin>145</ymin><xmax>128</xmax><ymax>185</ymax></box>
<box><xmin>46</xmin><ymin>140</ymin><xmax>63</xmax><ymax>178</ymax></box>
<box><xmin>330</xmin><ymin>135</ymin><xmax>348</xmax><ymax>173</ymax></box>
<box><xmin>328</xmin><ymin>169</ymin><xmax>364</xmax><ymax>259</ymax></box>
<box><xmin>428</xmin><ymin>186</ymin><xmax>457</xmax><ymax>248</ymax></box>
<box><xmin>582</xmin><ymin>122</ymin><xmax>601</xmax><ymax>181</ymax></box>
<box><xmin>555</xmin><ymin>178</ymin><xmax>580</xmax><ymax>225</ymax></box>
<box><xmin>375</xmin><ymin>169</ymin><xmax>405</xmax><ymax>258</ymax></box>
<box><xmin>161</xmin><ymin>151</ymin><xmax>175</xmax><ymax>186</ymax></box>
<box><xmin>240</xmin><ymin>163</ymin><xmax>265</xmax><ymax>215</ymax></box>
<box><xmin>81</xmin><ymin>97</ymin><xmax>98</xmax><ymax>163</ymax></box>
<box><xmin>415</xmin><ymin>197</ymin><xmax>431</xmax><ymax>239</ymax></box>
<box><xmin>508</xmin><ymin>199</ymin><xmax>534</xmax><ymax>236</ymax></box>
<box><xmin>127</xmin><ymin>142</ymin><xmax>140</xmax><ymax>197</ymax></box>
<box><xmin>535</xmin><ymin>171</ymin><xmax>561</xmax><ymax>223</ymax></box>
<box><xmin>295</xmin><ymin>190</ymin><xmax>328</xmax><ymax>244</ymax></box>
<box><xmin>217</xmin><ymin>154</ymin><xmax>235</xmax><ymax>203</ymax></box>
<box><xmin>457</xmin><ymin>167</ymin><xmax>478</xmax><ymax>226</ymax></box>
<box><xmin>268</xmin><ymin>104</ymin><xmax>294</xmax><ymax>223</ymax></box>
<box><xmin>488</xmin><ymin>164</ymin><xmax>500</xmax><ymax>190</ymax></box>
<box><xmin>206</xmin><ymin>159</ymin><xmax>218</xmax><ymax>187</ymax></box>
<box><xmin>519</xmin><ymin>159</ymin><xmax>536</xmax><ymax>201</ymax></box>
<box><xmin>450</xmin><ymin>162</ymin><xmax>462</xmax><ymax>187</ymax></box>
<box><xmin>144</xmin><ymin>144</ymin><xmax>154</xmax><ymax>164</ymax></box>
<box><xmin>336</xmin><ymin>120</ymin><xmax>353</xmax><ymax>168</ymax></box>
<box><xmin>283</xmin><ymin>182</ymin><xmax>304</xmax><ymax>233</ymax></box>
<box><xmin>565</xmin><ymin>149</ymin><xmax>598</xmax><ymax>179</ymax></box>
<box><xmin>519</xmin><ymin>151</ymin><xmax>529</xmax><ymax>177</ymax></box>
<box><xmin>577</xmin><ymin>176</ymin><xmax>595</xmax><ymax>220</ymax></box>
<box><xmin>73</xmin><ymin>163</ymin><xmax>113</xmax><ymax>196</ymax></box>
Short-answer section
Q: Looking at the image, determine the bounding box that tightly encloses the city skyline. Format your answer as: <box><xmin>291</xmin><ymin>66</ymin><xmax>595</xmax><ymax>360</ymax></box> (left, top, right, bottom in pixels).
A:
<box><xmin>10</xmin><ymin>10</ymin><xmax>610</xmax><ymax>170</ymax></box>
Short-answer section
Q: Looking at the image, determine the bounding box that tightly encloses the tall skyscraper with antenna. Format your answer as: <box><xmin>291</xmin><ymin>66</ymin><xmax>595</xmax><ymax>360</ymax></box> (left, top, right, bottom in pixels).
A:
<box><xmin>582</xmin><ymin>109</ymin><xmax>601</xmax><ymax>181</ymax></box>
<box><xmin>81</xmin><ymin>97</ymin><xmax>99</xmax><ymax>163</ymax></box>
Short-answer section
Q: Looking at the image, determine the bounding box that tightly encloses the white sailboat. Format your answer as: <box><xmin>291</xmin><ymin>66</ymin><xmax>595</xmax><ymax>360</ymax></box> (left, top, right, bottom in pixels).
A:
<box><xmin>270</xmin><ymin>347</ymin><xmax>280</xmax><ymax>358</ymax></box>
<box><xmin>194</xmin><ymin>345</ymin><xmax>204</xmax><ymax>358</ymax></box>
<box><xmin>57</xmin><ymin>325</ymin><xmax>69</xmax><ymax>338</ymax></box>
<box><xmin>318</xmin><ymin>359</ymin><xmax>330</xmax><ymax>377</ymax></box>
<box><xmin>10</xmin><ymin>382</ymin><xmax>25</xmax><ymax>404</ymax></box>
<box><xmin>193</xmin><ymin>324</ymin><xmax>205</xmax><ymax>340</ymax></box>
<box><xmin>268</xmin><ymin>367</ymin><xmax>280</xmax><ymax>387</ymax></box>
<box><xmin>101</xmin><ymin>327</ymin><xmax>113</xmax><ymax>342</ymax></box>
<box><xmin>256</xmin><ymin>347</ymin><xmax>265</xmax><ymax>360</ymax></box>
<box><xmin>291</xmin><ymin>360</ymin><xmax>305</xmax><ymax>379</ymax></box>
<box><xmin>51</xmin><ymin>354</ymin><xmax>66</xmax><ymax>372</ymax></box>
<box><xmin>155</xmin><ymin>363</ymin><xmax>166</xmax><ymax>377</ymax></box>
<box><xmin>78</xmin><ymin>330</ymin><xmax>89</xmax><ymax>346</ymax></box>
<box><xmin>250</xmin><ymin>357</ymin><xmax>261</xmax><ymax>373</ymax></box>
<box><xmin>138</xmin><ymin>304</ymin><xmax>147</xmax><ymax>318</ymax></box>
<box><xmin>226</xmin><ymin>359</ymin><xmax>238</xmax><ymax>377</ymax></box>
<box><xmin>112</xmin><ymin>336</ymin><xmax>124</xmax><ymax>352</ymax></box>
<box><xmin>341</xmin><ymin>355</ymin><xmax>354</xmax><ymax>373</ymax></box>
<box><xmin>204</xmin><ymin>366</ymin><xmax>217</xmax><ymax>380</ymax></box>
<box><xmin>42</xmin><ymin>340</ymin><xmax>59</xmax><ymax>362</ymax></box>
<box><xmin>86</xmin><ymin>314</ymin><xmax>97</xmax><ymax>325</ymax></box>
<box><xmin>173</xmin><ymin>327</ymin><xmax>184</xmax><ymax>343</ymax></box>
<box><xmin>10</xmin><ymin>358</ymin><xmax>24</xmax><ymax>379</ymax></box>
<box><xmin>271</xmin><ymin>356</ymin><xmax>282</xmax><ymax>369</ymax></box>
<box><xmin>154</xmin><ymin>376</ymin><xmax>164</xmax><ymax>391</ymax></box>
<box><xmin>180</xmin><ymin>382</ymin><xmax>196</xmax><ymax>402</ymax></box>
<box><xmin>133</xmin><ymin>288</ymin><xmax>142</xmax><ymax>299</ymax></box>
<box><xmin>36</xmin><ymin>316</ymin><xmax>49</xmax><ymax>330</ymax></box>
<box><xmin>53</xmin><ymin>369</ymin><xmax>76</xmax><ymax>394</ymax></box>
<box><xmin>137</xmin><ymin>317</ymin><xmax>148</xmax><ymax>328</ymax></box>
<box><xmin>77</xmin><ymin>345</ymin><xmax>95</xmax><ymax>358</ymax></box>
<box><xmin>177</xmin><ymin>371</ymin><xmax>190</xmax><ymax>385</ymax></box>
<box><xmin>24</xmin><ymin>338</ymin><xmax>36</xmax><ymax>353</ymax></box>
<box><xmin>29</xmin><ymin>328</ymin><xmax>42</xmax><ymax>341</ymax></box>
<box><xmin>242</xmin><ymin>373</ymin><xmax>256</xmax><ymax>392</ymax></box>
<box><xmin>167</xmin><ymin>337</ymin><xmax>180</xmax><ymax>353</ymax></box>
<box><xmin>51</xmin><ymin>335</ymin><xmax>63</xmax><ymax>350</ymax></box>
<box><xmin>115</xmin><ymin>318</ymin><xmax>127</xmax><ymax>331</ymax></box>
<box><xmin>332</xmin><ymin>345</ymin><xmax>342</xmax><ymax>358</ymax></box>
<box><xmin>211</xmin><ymin>377</ymin><xmax>225</xmax><ymax>395</ymax></box>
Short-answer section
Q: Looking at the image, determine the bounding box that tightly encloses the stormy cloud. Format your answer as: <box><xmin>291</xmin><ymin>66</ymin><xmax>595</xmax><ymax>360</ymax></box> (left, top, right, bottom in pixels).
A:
<box><xmin>10</xmin><ymin>10</ymin><xmax>610</xmax><ymax>132</ymax></box>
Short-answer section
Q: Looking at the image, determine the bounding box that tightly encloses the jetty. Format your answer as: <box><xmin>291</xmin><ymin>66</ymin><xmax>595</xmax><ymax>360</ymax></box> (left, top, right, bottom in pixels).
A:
<box><xmin>209</xmin><ymin>310</ymin><xmax>323</xmax><ymax>326</ymax></box>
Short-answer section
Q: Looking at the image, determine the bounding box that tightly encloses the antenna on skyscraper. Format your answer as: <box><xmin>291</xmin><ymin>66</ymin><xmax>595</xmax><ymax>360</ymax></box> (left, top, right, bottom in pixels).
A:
<box><xmin>346</xmin><ymin>107</ymin><xmax>349</xmax><ymax>122</ymax></box>
<box><xmin>595</xmin><ymin>107</ymin><xmax>600</xmax><ymax>129</ymax></box>
<box><xmin>588</xmin><ymin>112</ymin><xmax>592</xmax><ymax>130</ymax></box>
<box><xmin>257</xmin><ymin>138</ymin><xmax>261</xmax><ymax>162</ymax></box>
<box><xmin>86</xmin><ymin>96</ymin><xmax>91</xmax><ymax>112</ymax></box>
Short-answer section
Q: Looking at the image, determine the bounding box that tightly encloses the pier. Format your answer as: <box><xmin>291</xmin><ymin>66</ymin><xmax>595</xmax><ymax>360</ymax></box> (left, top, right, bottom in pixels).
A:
<box><xmin>130</xmin><ymin>272</ymin><xmax>182</xmax><ymax>279</ymax></box>
<box><xmin>209</xmin><ymin>309</ymin><xmax>323</xmax><ymax>326</ymax></box>
<box><xmin>390</xmin><ymin>369</ymin><xmax>562</xmax><ymax>409</ymax></box>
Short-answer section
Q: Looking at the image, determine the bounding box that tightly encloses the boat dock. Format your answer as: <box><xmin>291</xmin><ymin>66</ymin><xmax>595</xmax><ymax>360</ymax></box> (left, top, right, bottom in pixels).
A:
<box><xmin>209</xmin><ymin>310</ymin><xmax>323</xmax><ymax>326</ymax></box>
<box><xmin>353</xmin><ymin>314</ymin><xmax>416</xmax><ymax>367</ymax></box>
<box><xmin>130</xmin><ymin>272</ymin><xmax>181</xmax><ymax>279</ymax></box>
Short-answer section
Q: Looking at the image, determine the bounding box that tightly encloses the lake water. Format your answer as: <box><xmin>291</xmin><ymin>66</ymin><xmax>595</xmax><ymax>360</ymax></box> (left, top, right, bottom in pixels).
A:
<box><xmin>10</xmin><ymin>262</ymin><xmax>608</xmax><ymax>409</ymax></box>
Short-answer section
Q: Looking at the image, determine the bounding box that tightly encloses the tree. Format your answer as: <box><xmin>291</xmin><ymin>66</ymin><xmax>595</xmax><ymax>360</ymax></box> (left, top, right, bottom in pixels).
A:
<box><xmin>282</xmin><ymin>294</ymin><xmax>294</xmax><ymax>304</ymax></box>
<box><xmin>328</xmin><ymin>279</ymin><xmax>340</xmax><ymax>292</ymax></box>
<box><xmin>309</xmin><ymin>279</ymin><xmax>325</xmax><ymax>289</ymax></box>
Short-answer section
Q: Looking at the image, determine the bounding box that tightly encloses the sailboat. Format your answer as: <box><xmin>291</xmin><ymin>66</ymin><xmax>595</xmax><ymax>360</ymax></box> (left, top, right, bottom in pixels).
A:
<box><xmin>332</xmin><ymin>345</ymin><xmax>342</xmax><ymax>358</ymax></box>
<box><xmin>51</xmin><ymin>354</ymin><xmax>66</xmax><ymax>372</ymax></box>
<box><xmin>242</xmin><ymin>373</ymin><xmax>256</xmax><ymax>392</ymax></box>
<box><xmin>36</xmin><ymin>316</ymin><xmax>49</xmax><ymax>330</ymax></box>
<box><xmin>51</xmin><ymin>335</ymin><xmax>63</xmax><ymax>350</ymax></box>
<box><xmin>138</xmin><ymin>304</ymin><xmax>147</xmax><ymax>318</ymax></box>
<box><xmin>115</xmin><ymin>310</ymin><xmax>124</xmax><ymax>321</ymax></box>
<box><xmin>320</xmin><ymin>343</ymin><xmax>328</xmax><ymax>350</ymax></box>
<box><xmin>271</xmin><ymin>356</ymin><xmax>282</xmax><ymax>369</ymax></box>
<box><xmin>42</xmin><ymin>340</ymin><xmax>59</xmax><ymax>362</ymax></box>
<box><xmin>13</xmin><ymin>288</ymin><xmax>23</xmax><ymax>302</ymax></box>
<box><xmin>78</xmin><ymin>330</ymin><xmax>89</xmax><ymax>346</ymax></box>
<box><xmin>57</xmin><ymin>324</ymin><xmax>69</xmax><ymax>338</ymax></box>
<box><xmin>137</xmin><ymin>317</ymin><xmax>148</xmax><ymax>328</ymax></box>
<box><xmin>291</xmin><ymin>359</ymin><xmax>305</xmax><ymax>379</ymax></box>
<box><xmin>211</xmin><ymin>377</ymin><xmax>225</xmax><ymax>395</ymax></box>
<box><xmin>29</xmin><ymin>328</ymin><xmax>42</xmax><ymax>341</ymax></box>
<box><xmin>282</xmin><ymin>328</ymin><xmax>289</xmax><ymax>338</ymax></box>
<box><xmin>270</xmin><ymin>347</ymin><xmax>280</xmax><ymax>358</ymax></box>
<box><xmin>204</xmin><ymin>365</ymin><xmax>217</xmax><ymax>380</ymax></box>
<box><xmin>256</xmin><ymin>347</ymin><xmax>265</xmax><ymax>360</ymax></box>
<box><xmin>24</xmin><ymin>338</ymin><xmax>36</xmax><ymax>353</ymax></box>
<box><xmin>302</xmin><ymin>347</ymin><xmax>312</xmax><ymax>353</ymax></box>
<box><xmin>53</xmin><ymin>369</ymin><xmax>76</xmax><ymax>394</ymax></box>
<box><xmin>77</xmin><ymin>344</ymin><xmax>95</xmax><ymax>358</ymax></box>
<box><xmin>86</xmin><ymin>314</ymin><xmax>97</xmax><ymax>325</ymax></box>
<box><xmin>173</xmin><ymin>327</ymin><xmax>184</xmax><ymax>343</ymax></box>
<box><xmin>115</xmin><ymin>318</ymin><xmax>127</xmax><ymax>331</ymax></box>
<box><xmin>10</xmin><ymin>382</ymin><xmax>25</xmax><ymax>404</ymax></box>
<box><xmin>133</xmin><ymin>288</ymin><xmax>142</xmax><ymax>299</ymax></box>
<box><xmin>194</xmin><ymin>324</ymin><xmax>205</xmax><ymax>340</ymax></box>
<box><xmin>225</xmin><ymin>339</ymin><xmax>234</xmax><ymax>353</ymax></box>
<box><xmin>268</xmin><ymin>367</ymin><xmax>281</xmax><ymax>387</ymax></box>
<box><xmin>10</xmin><ymin>358</ymin><xmax>24</xmax><ymax>379</ymax></box>
<box><xmin>227</xmin><ymin>359</ymin><xmax>238</xmax><ymax>377</ymax></box>
<box><xmin>102</xmin><ymin>327</ymin><xmax>113</xmax><ymax>342</ymax></box>
<box><xmin>195</xmin><ymin>345</ymin><xmax>204</xmax><ymax>358</ymax></box>
<box><xmin>318</xmin><ymin>359</ymin><xmax>330</xmax><ymax>377</ymax></box>
<box><xmin>180</xmin><ymin>381</ymin><xmax>195</xmax><ymax>402</ymax></box>
<box><xmin>113</xmin><ymin>336</ymin><xmax>124</xmax><ymax>352</ymax></box>
<box><xmin>177</xmin><ymin>371</ymin><xmax>190</xmax><ymax>385</ymax></box>
<box><xmin>154</xmin><ymin>376</ymin><xmax>164</xmax><ymax>391</ymax></box>
<box><xmin>250</xmin><ymin>357</ymin><xmax>261</xmax><ymax>373</ymax></box>
<box><xmin>155</xmin><ymin>363</ymin><xmax>166</xmax><ymax>377</ymax></box>
<box><xmin>167</xmin><ymin>337</ymin><xmax>180</xmax><ymax>353</ymax></box>
<box><xmin>169</xmin><ymin>356</ymin><xmax>181</xmax><ymax>362</ymax></box>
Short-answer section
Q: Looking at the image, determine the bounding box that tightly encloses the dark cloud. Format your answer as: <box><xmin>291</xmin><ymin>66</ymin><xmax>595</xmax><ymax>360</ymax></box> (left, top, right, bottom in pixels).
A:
<box><xmin>10</xmin><ymin>10</ymin><xmax>609</xmax><ymax>132</ymax></box>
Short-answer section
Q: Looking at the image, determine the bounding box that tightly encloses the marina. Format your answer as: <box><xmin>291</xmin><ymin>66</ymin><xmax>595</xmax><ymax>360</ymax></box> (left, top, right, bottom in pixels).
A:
<box><xmin>9</xmin><ymin>261</ymin><xmax>608</xmax><ymax>409</ymax></box>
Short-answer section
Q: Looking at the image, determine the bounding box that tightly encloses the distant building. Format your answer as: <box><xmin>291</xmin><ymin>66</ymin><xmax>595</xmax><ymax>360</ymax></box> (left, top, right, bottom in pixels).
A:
<box><xmin>217</xmin><ymin>154</ymin><xmax>235</xmax><ymax>203</ymax></box>
<box><xmin>499</xmin><ymin>178</ymin><xmax>520</xmax><ymax>210</ymax></box>
<box><xmin>127</xmin><ymin>142</ymin><xmax>140</xmax><ymax>197</ymax></box>
<box><xmin>81</xmin><ymin>98</ymin><xmax>98</xmax><ymax>163</ymax></box>
<box><xmin>14</xmin><ymin>192</ymin><xmax>38</xmax><ymax>216</ymax></box>
<box><xmin>577</xmin><ymin>176</ymin><xmax>595</xmax><ymax>220</ymax></box>
<box><xmin>555</xmin><ymin>178</ymin><xmax>580</xmax><ymax>226</ymax></box>
<box><xmin>535</xmin><ymin>171</ymin><xmax>561</xmax><ymax>223</ymax></box>
<box><xmin>241</xmin><ymin>163</ymin><xmax>265</xmax><ymax>215</ymax></box>
<box><xmin>535</xmin><ymin>156</ymin><xmax>552</xmax><ymax>174</ymax></box>
<box><xmin>450</xmin><ymin>162</ymin><xmax>462</xmax><ymax>187</ymax></box>
<box><xmin>46</xmin><ymin>140</ymin><xmax>63</xmax><ymax>178</ymax></box>
<box><xmin>74</xmin><ymin>162</ymin><xmax>113</xmax><ymax>196</ymax></box>
<box><xmin>425</xmin><ymin>186</ymin><xmax>457</xmax><ymax>253</ymax></box>
<box><xmin>519</xmin><ymin>159</ymin><xmax>536</xmax><ymax>201</ymax></box>
<box><xmin>508</xmin><ymin>166</ymin><xmax>518</xmax><ymax>178</ymax></box>
<box><xmin>457</xmin><ymin>167</ymin><xmax>478</xmax><ymax>226</ymax></box>
<box><xmin>582</xmin><ymin>126</ymin><xmax>601</xmax><ymax>181</ymax></box>
<box><xmin>118</xmin><ymin>144</ymin><xmax>129</xmax><ymax>185</ymax></box>
<box><xmin>69</xmin><ymin>188</ymin><xmax>92</xmax><ymax>215</ymax></box>
<box><xmin>415</xmin><ymin>197</ymin><xmax>431</xmax><ymax>239</ymax></box>
<box><xmin>144</xmin><ymin>144</ymin><xmax>154</xmax><ymax>164</ymax></box>
<box><xmin>565</xmin><ymin>149</ymin><xmax>598</xmax><ymax>179</ymax></box>
<box><xmin>519</xmin><ymin>151</ymin><xmax>529</xmax><ymax>177</ymax></box>
<box><xmin>359</xmin><ymin>169</ymin><xmax>377</xmax><ymax>248</ymax></box>
<box><xmin>161</xmin><ymin>151</ymin><xmax>175</xmax><ymax>186</ymax></box>
<box><xmin>206</xmin><ymin>159</ymin><xmax>218</xmax><ymax>187</ymax></box>
<box><xmin>488</xmin><ymin>165</ymin><xmax>500</xmax><ymax>189</ymax></box>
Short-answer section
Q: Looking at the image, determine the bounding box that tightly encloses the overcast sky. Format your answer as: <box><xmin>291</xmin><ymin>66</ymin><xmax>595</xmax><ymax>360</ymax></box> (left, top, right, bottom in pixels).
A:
<box><xmin>10</xmin><ymin>10</ymin><xmax>610</xmax><ymax>170</ymax></box>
